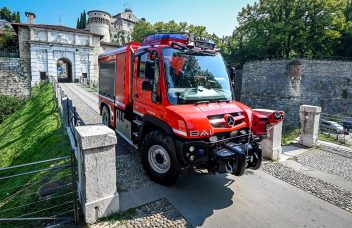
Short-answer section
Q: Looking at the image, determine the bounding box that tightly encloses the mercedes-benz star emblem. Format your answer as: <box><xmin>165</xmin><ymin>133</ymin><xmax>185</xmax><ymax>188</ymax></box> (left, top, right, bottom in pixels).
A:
<box><xmin>226</xmin><ymin>115</ymin><xmax>235</xmax><ymax>127</ymax></box>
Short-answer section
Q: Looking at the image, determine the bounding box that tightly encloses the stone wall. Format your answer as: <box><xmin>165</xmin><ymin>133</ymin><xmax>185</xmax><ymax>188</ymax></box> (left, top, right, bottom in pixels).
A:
<box><xmin>241</xmin><ymin>60</ymin><xmax>352</xmax><ymax>128</ymax></box>
<box><xmin>0</xmin><ymin>57</ymin><xmax>31</xmax><ymax>98</ymax></box>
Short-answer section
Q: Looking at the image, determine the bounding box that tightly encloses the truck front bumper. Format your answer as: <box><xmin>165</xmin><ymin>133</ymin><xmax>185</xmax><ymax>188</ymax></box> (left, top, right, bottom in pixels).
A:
<box><xmin>175</xmin><ymin>136</ymin><xmax>262</xmax><ymax>176</ymax></box>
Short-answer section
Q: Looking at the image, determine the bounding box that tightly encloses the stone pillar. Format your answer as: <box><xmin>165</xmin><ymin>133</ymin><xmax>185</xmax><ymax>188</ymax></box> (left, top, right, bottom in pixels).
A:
<box><xmin>299</xmin><ymin>105</ymin><xmax>322</xmax><ymax>147</ymax></box>
<box><xmin>75</xmin><ymin>125</ymin><xmax>118</xmax><ymax>224</ymax></box>
<box><xmin>254</xmin><ymin>109</ymin><xmax>283</xmax><ymax>160</ymax></box>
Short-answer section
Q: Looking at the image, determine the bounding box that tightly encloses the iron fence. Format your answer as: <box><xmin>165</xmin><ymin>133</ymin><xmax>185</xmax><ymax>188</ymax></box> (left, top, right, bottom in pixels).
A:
<box><xmin>0</xmin><ymin>154</ymin><xmax>79</xmax><ymax>227</ymax></box>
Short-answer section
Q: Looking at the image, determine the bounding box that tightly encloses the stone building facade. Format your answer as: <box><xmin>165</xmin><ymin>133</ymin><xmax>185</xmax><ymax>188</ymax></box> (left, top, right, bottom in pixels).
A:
<box><xmin>241</xmin><ymin>60</ymin><xmax>352</xmax><ymax>127</ymax></box>
<box><xmin>86</xmin><ymin>10</ymin><xmax>111</xmax><ymax>43</ymax></box>
<box><xmin>11</xmin><ymin>23</ymin><xmax>103</xmax><ymax>86</ymax></box>
<box><xmin>0</xmin><ymin>57</ymin><xmax>30</xmax><ymax>98</ymax></box>
<box><xmin>86</xmin><ymin>8</ymin><xmax>139</xmax><ymax>46</ymax></box>
<box><xmin>110</xmin><ymin>8</ymin><xmax>139</xmax><ymax>44</ymax></box>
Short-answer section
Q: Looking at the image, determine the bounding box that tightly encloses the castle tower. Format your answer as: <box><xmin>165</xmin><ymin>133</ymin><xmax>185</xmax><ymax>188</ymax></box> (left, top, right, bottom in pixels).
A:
<box><xmin>86</xmin><ymin>10</ymin><xmax>111</xmax><ymax>43</ymax></box>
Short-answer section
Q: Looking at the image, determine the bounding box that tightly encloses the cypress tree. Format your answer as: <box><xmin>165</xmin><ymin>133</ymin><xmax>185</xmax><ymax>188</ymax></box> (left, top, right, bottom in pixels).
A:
<box><xmin>83</xmin><ymin>10</ymin><xmax>87</xmax><ymax>28</ymax></box>
<box><xmin>16</xmin><ymin>11</ymin><xmax>20</xmax><ymax>22</ymax></box>
<box><xmin>76</xmin><ymin>18</ymin><xmax>80</xmax><ymax>29</ymax></box>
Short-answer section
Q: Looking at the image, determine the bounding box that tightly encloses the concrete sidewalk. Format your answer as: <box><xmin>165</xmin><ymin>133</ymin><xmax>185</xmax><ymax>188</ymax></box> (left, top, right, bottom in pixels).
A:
<box><xmin>120</xmin><ymin>171</ymin><xmax>352</xmax><ymax>228</ymax></box>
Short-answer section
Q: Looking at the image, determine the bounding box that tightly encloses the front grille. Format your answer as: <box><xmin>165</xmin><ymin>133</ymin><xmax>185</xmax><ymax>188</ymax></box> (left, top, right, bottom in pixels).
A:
<box><xmin>208</xmin><ymin>112</ymin><xmax>244</xmax><ymax>128</ymax></box>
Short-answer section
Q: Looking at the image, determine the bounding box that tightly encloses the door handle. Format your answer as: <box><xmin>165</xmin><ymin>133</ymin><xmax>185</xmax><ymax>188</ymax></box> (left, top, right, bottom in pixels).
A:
<box><xmin>135</xmin><ymin>94</ymin><xmax>139</xmax><ymax>98</ymax></box>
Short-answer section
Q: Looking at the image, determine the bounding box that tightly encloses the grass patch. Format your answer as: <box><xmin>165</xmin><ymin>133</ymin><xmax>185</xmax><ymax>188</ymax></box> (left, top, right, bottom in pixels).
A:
<box><xmin>0</xmin><ymin>83</ymin><xmax>71</xmax><ymax>168</ymax></box>
<box><xmin>282</xmin><ymin>128</ymin><xmax>300</xmax><ymax>145</ymax></box>
<box><xmin>0</xmin><ymin>83</ymin><xmax>72</xmax><ymax>226</ymax></box>
<box><xmin>98</xmin><ymin>208</ymin><xmax>137</xmax><ymax>224</ymax></box>
<box><xmin>318</xmin><ymin>132</ymin><xmax>351</xmax><ymax>147</ymax></box>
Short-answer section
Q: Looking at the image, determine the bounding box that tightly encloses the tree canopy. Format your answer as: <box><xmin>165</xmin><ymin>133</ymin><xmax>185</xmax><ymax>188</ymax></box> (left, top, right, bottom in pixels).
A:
<box><xmin>76</xmin><ymin>10</ymin><xmax>87</xmax><ymax>29</ymax></box>
<box><xmin>0</xmin><ymin>7</ymin><xmax>20</xmax><ymax>23</ymax></box>
<box><xmin>131</xmin><ymin>19</ymin><xmax>215</xmax><ymax>43</ymax></box>
<box><xmin>223</xmin><ymin>0</ymin><xmax>352</xmax><ymax>67</ymax></box>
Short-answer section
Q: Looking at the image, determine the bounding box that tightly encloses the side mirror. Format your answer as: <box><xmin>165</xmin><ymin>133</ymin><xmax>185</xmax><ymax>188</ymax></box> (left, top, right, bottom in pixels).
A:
<box><xmin>142</xmin><ymin>80</ymin><xmax>153</xmax><ymax>91</ymax></box>
<box><xmin>229</xmin><ymin>66</ymin><xmax>236</xmax><ymax>83</ymax></box>
<box><xmin>145</xmin><ymin>60</ymin><xmax>155</xmax><ymax>80</ymax></box>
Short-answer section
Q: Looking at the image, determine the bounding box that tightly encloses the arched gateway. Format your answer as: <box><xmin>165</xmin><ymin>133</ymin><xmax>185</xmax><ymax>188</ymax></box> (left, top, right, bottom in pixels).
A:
<box><xmin>57</xmin><ymin>58</ymin><xmax>72</xmax><ymax>83</ymax></box>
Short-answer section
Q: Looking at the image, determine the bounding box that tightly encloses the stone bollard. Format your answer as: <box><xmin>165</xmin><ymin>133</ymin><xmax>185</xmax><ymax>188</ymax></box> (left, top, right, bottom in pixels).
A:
<box><xmin>254</xmin><ymin>109</ymin><xmax>283</xmax><ymax>160</ymax></box>
<box><xmin>299</xmin><ymin>105</ymin><xmax>322</xmax><ymax>147</ymax></box>
<box><xmin>75</xmin><ymin>125</ymin><xmax>119</xmax><ymax>224</ymax></box>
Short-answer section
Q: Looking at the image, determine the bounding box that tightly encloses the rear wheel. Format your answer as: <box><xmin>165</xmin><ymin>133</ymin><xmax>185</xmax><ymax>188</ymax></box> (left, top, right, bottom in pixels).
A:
<box><xmin>102</xmin><ymin>105</ymin><xmax>111</xmax><ymax>127</ymax></box>
<box><xmin>141</xmin><ymin>131</ymin><xmax>181</xmax><ymax>185</ymax></box>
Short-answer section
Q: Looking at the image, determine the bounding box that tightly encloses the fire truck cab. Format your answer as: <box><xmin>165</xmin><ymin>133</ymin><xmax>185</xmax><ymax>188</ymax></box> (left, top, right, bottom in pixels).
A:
<box><xmin>98</xmin><ymin>33</ymin><xmax>283</xmax><ymax>185</ymax></box>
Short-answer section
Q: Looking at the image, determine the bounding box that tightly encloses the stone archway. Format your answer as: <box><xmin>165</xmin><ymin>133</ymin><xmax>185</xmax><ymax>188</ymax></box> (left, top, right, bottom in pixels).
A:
<box><xmin>57</xmin><ymin>58</ymin><xmax>72</xmax><ymax>83</ymax></box>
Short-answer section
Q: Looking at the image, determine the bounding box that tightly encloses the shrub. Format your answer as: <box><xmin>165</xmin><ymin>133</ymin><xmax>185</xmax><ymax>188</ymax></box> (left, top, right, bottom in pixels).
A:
<box><xmin>0</xmin><ymin>95</ymin><xmax>25</xmax><ymax>124</ymax></box>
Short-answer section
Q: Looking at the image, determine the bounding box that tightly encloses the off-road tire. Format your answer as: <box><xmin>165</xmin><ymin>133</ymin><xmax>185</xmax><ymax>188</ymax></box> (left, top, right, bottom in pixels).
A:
<box><xmin>141</xmin><ymin>131</ymin><xmax>181</xmax><ymax>185</ymax></box>
<box><xmin>248</xmin><ymin>148</ymin><xmax>263</xmax><ymax>170</ymax></box>
<box><xmin>102</xmin><ymin>105</ymin><xmax>111</xmax><ymax>127</ymax></box>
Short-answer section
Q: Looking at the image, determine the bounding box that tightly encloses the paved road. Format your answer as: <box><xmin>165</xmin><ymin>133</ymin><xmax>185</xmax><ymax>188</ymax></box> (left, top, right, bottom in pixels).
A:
<box><xmin>59</xmin><ymin>83</ymin><xmax>352</xmax><ymax>228</ymax></box>
<box><xmin>59</xmin><ymin>83</ymin><xmax>132</xmax><ymax>155</ymax></box>
<box><xmin>121</xmin><ymin>171</ymin><xmax>352</xmax><ymax>228</ymax></box>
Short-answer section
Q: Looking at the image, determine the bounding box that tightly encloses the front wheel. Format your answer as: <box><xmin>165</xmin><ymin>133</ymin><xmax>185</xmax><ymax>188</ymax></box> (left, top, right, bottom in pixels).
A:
<box><xmin>141</xmin><ymin>131</ymin><xmax>181</xmax><ymax>185</ymax></box>
<box><xmin>101</xmin><ymin>105</ymin><xmax>111</xmax><ymax>127</ymax></box>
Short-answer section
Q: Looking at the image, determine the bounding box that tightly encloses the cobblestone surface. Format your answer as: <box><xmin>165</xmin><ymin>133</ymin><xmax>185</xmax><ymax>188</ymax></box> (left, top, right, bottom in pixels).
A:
<box><xmin>262</xmin><ymin>162</ymin><xmax>352</xmax><ymax>213</ymax></box>
<box><xmin>93</xmin><ymin>198</ymin><xmax>192</xmax><ymax>228</ymax></box>
<box><xmin>116</xmin><ymin>149</ymin><xmax>153</xmax><ymax>192</ymax></box>
<box><xmin>296</xmin><ymin>149</ymin><xmax>352</xmax><ymax>181</ymax></box>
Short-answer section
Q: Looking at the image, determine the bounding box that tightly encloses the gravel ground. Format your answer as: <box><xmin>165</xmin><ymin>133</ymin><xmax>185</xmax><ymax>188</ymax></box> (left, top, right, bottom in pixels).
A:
<box><xmin>116</xmin><ymin>150</ymin><xmax>153</xmax><ymax>192</ymax></box>
<box><xmin>262</xmin><ymin>162</ymin><xmax>352</xmax><ymax>213</ymax></box>
<box><xmin>296</xmin><ymin>149</ymin><xmax>352</xmax><ymax>181</ymax></box>
<box><xmin>93</xmin><ymin>198</ymin><xmax>192</xmax><ymax>228</ymax></box>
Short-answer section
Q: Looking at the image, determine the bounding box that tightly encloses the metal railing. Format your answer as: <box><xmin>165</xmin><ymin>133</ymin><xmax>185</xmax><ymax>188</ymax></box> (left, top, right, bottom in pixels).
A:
<box><xmin>0</xmin><ymin>154</ymin><xmax>79</xmax><ymax>227</ymax></box>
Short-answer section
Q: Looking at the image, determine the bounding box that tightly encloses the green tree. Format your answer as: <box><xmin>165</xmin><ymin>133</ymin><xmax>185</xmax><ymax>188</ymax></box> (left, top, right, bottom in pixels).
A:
<box><xmin>131</xmin><ymin>19</ymin><xmax>214</xmax><ymax>43</ymax></box>
<box><xmin>0</xmin><ymin>7</ymin><xmax>20</xmax><ymax>22</ymax></box>
<box><xmin>131</xmin><ymin>18</ymin><xmax>155</xmax><ymax>42</ymax></box>
<box><xmin>76</xmin><ymin>11</ymin><xmax>87</xmax><ymax>29</ymax></box>
<box><xmin>229</xmin><ymin>0</ymin><xmax>348</xmax><ymax>65</ymax></box>
<box><xmin>15</xmin><ymin>11</ymin><xmax>20</xmax><ymax>22</ymax></box>
<box><xmin>76</xmin><ymin>18</ymin><xmax>80</xmax><ymax>29</ymax></box>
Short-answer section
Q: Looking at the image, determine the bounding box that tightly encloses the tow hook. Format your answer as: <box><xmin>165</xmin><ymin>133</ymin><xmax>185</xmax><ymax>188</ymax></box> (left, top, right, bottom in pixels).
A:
<box><xmin>225</xmin><ymin>161</ymin><xmax>233</xmax><ymax>173</ymax></box>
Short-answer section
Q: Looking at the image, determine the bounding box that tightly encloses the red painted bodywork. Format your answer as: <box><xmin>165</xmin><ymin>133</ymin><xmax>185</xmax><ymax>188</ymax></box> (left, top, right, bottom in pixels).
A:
<box><xmin>98</xmin><ymin>40</ymin><xmax>284</xmax><ymax>139</ymax></box>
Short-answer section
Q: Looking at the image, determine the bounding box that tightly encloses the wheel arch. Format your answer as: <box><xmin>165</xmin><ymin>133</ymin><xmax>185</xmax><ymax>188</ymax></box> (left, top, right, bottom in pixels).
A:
<box><xmin>138</xmin><ymin>114</ymin><xmax>174</xmax><ymax>147</ymax></box>
<box><xmin>100</xmin><ymin>102</ymin><xmax>109</xmax><ymax>115</ymax></box>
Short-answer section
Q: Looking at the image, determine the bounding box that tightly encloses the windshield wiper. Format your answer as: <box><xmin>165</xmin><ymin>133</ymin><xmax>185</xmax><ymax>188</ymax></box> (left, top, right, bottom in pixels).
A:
<box><xmin>217</xmin><ymin>99</ymin><xmax>230</xmax><ymax>103</ymax></box>
<box><xmin>194</xmin><ymin>100</ymin><xmax>210</xmax><ymax>105</ymax></box>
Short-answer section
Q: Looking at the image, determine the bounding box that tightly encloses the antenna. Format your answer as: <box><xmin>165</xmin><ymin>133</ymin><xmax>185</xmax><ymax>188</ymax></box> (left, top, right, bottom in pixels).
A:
<box><xmin>56</xmin><ymin>13</ymin><xmax>64</xmax><ymax>25</ymax></box>
<box><xmin>123</xmin><ymin>0</ymin><xmax>132</xmax><ymax>9</ymax></box>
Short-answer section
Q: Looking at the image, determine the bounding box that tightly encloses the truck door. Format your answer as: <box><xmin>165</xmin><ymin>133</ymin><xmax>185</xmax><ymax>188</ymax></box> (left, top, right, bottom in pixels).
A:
<box><xmin>133</xmin><ymin>50</ymin><xmax>163</xmax><ymax>118</ymax></box>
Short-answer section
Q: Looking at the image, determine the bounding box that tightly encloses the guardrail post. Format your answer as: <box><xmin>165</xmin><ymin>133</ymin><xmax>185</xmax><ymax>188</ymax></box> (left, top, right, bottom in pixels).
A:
<box><xmin>254</xmin><ymin>109</ymin><xmax>283</xmax><ymax>160</ymax></box>
<box><xmin>61</xmin><ymin>97</ymin><xmax>69</xmax><ymax>128</ymax></box>
<box><xmin>74</xmin><ymin>125</ymin><xmax>118</xmax><ymax>224</ymax></box>
<box><xmin>299</xmin><ymin>105</ymin><xmax>322</xmax><ymax>147</ymax></box>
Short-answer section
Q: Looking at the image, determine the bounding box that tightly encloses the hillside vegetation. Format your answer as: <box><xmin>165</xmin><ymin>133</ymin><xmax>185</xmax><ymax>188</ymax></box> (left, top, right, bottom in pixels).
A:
<box><xmin>0</xmin><ymin>83</ymin><xmax>70</xmax><ymax>168</ymax></box>
<box><xmin>0</xmin><ymin>84</ymin><xmax>72</xmax><ymax>226</ymax></box>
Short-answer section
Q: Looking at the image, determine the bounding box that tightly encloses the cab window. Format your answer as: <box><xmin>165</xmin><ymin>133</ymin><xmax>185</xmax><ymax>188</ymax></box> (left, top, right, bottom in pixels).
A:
<box><xmin>138</xmin><ymin>52</ymin><xmax>147</xmax><ymax>79</ymax></box>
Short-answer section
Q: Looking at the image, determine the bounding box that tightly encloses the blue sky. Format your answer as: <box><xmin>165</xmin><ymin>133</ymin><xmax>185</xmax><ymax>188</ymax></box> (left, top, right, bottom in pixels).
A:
<box><xmin>0</xmin><ymin>0</ymin><xmax>256</xmax><ymax>37</ymax></box>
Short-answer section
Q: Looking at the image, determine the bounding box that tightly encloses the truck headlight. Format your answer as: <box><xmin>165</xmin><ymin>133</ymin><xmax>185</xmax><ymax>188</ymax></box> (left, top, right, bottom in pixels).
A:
<box><xmin>189</xmin><ymin>146</ymin><xmax>195</xmax><ymax>152</ymax></box>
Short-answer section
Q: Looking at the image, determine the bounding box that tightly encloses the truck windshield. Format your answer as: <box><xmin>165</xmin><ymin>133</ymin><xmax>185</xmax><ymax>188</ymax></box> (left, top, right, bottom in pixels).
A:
<box><xmin>162</xmin><ymin>48</ymin><xmax>233</xmax><ymax>104</ymax></box>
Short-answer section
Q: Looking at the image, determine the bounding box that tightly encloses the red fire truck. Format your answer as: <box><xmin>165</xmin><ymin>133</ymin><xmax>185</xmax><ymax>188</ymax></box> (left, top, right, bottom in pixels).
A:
<box><xmin>98</xmin><ymin>34</ymin><xmax>283</xmax><ymax>185</ymax></box>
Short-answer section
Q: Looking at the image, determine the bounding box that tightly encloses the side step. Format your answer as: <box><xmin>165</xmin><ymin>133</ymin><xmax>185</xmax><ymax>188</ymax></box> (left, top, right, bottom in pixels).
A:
<box><xmin>133</xmin><ymin>119</ymin><xmax>142</xmax><ymax>126</ymax></box>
